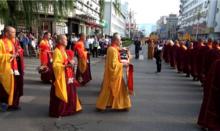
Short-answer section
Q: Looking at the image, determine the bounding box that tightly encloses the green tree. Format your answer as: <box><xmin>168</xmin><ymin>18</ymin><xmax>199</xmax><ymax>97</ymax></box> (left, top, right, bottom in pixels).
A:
<box><xmin>0</xmin><ymin>0</ymin><xmax>75</xmax><ymax>28</ymax></box>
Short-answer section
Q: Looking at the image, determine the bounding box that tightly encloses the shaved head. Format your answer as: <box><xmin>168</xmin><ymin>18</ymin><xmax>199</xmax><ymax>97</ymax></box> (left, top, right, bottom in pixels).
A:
<box><xmin>56</xmin><ymin>34</ymin><xmax>67</xmax><ymax>46</ymax></box>
<box><xmin>4</xmin><ymin>26</ymin><xmax>16</xmax><ymax>39</ymax></box>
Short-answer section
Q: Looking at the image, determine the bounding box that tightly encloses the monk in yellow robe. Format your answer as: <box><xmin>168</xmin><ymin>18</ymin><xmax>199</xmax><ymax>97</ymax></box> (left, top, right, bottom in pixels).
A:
<box><xmin>49</xmin><ymin>35</ymin><xmax>82</xmax><ymax>117</ymax></box>
<box><xmin>96</xmin><ymin>33</ymin><xmax>131</xmax><ymax>111</ymax></box>
<box><xmin>148</xmin><ymin>39</ymin><xmax>155</xmax><ymax>59</ymax></box>
<box><xmin>74</xmin><ymin>33</ymin><xmax>92</xmax><ymax>86</ymax></box>
<box><xmin>38</xmin><ymin>32</ymin><xmax>52</xmax><ymax>83</ymax></box>
<box><xmin>0</xmin><ymin>26</ymin><xmax>17</xmax><ymax>111</ymax></box>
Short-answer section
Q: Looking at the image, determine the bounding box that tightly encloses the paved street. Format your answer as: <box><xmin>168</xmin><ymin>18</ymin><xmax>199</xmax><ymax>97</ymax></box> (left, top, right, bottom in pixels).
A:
<box><xmin>0</xmin><ymin>45</ymin><xmax>203</xmax><ymax>131</ymax></box>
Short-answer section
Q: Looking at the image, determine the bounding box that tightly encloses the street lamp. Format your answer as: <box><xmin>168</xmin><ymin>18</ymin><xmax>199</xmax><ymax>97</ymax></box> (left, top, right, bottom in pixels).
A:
<box><xmin>196</xmin><ymin>11</ymin><xmax>201</xmax><ymax>40</ymax></box>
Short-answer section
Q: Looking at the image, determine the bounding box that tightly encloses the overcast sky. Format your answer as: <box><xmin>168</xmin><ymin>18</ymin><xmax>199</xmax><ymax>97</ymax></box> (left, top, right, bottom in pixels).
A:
<box><xmin>122</xmin><ymin>0</ymin><xmax>180</xmax><ymax>24</ymax></box>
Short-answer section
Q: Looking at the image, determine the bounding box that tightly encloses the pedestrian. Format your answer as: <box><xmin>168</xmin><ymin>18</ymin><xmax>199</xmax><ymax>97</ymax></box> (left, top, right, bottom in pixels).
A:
<box><xmin>74</xmin><ymin>33</ymin><xmax>92</xmax><ymax>86</ymax></box>
<box><xmin>22</xmin><ymin>33</ymin><xmax>30</xmax><ymax>56</ymax></box>
<box><xmin>134</xmin><ymin>37</ymin><xmax>141</xmax><ymax>59</ymax></box>
<box><xmin>96</xmin><ymin>33</ymin><xmax>131</xmax><ymax>111</ymax></box>
<box><xmin>92</xmin><ymin>36</ymin><xmax>99</xmax><ymax>58</ymax></box>
<box><xmin>49</xmin><ymin>34</ymin><xmax>82</xmax><ymax>117</ymax></box>
<box><xmin>154</xmin><ymin>41</ymin><xmax>163</xmax><ymax>73</ymax></box>
<box><xmin>38</xmin><ymin>32</ymin><xmax>52</xmax><ymax>83</ymax></box>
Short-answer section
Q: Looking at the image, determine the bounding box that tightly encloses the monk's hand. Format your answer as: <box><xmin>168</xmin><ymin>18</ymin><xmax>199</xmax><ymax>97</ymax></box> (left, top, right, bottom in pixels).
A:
<box><xmin>70</xmin><ymin>60</ymin><xmax>75</xmax><ymax>65</ymax></box>
<box><xmin>10</xmin><ymin>54</ymin><xmax>17</xmax><ymax>62</ymax></box>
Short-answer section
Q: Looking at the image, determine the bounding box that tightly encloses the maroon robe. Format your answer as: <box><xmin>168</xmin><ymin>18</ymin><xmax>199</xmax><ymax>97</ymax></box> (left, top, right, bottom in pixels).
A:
<box><xmin>76</xmin><ymin>53</ymin><xmax>92</xmax><ymax>86</ymax></box>
<box><xmin>163</xmin><ymin>44</ymin><xmax>169</xmax><ymax>63</ymax></box>
<box><xmin>169</xmin><ymin>45</ymin><xmax>176</xmax><ymax>68</ymax></box>
<box><xmin>49</xmin><ymin>48</ymin><xmax>79</xmax><ymax>117</ymax></box>
<box><xmin>185</xmin><ymin>48</ymin><xmax>193</xmax><ymax>76</ymax></box>
<box><xmin>39</xmin><ymin>53</ymin><xmax>53</xmax><ymax>83</ymax></box>
<box><xmin>198</xmin><ymin>59</ymin><xmax>220</xmax><ymax>130</ymax></box>
<box><xmin>196</xmin><ymin>46</ymin><xmax>210</xmax><ymax>83</ymax></box>
<box><xmin>175</xmin><ymin>45</ymin><xmax>182</xmax><ymax>72</ymax></box>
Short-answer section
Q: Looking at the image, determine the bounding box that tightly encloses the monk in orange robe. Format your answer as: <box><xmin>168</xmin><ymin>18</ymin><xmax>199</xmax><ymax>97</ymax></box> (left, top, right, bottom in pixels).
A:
<box><xmin>49</xmin><ymin>35</ymin><xmax>82</xmax><ymax>117</ymax></box>
<box><xmin>96</xmin><ymin>33</ymin><xmax>131</xmax><ymax>111</ymax></box>
<box><xmin>38</xmin><ymin>32</ymin><xmax>52</xmax><ymax>83</ymax></box>
<box><xmin>74</xmin><ymin>33</ymin><xmax>92</xmax><ymax>86</ymax></box>
<box><xmin>0</xmin><ymin>26</ymin><xmax>18</xmax><ymax>111</ymax></box>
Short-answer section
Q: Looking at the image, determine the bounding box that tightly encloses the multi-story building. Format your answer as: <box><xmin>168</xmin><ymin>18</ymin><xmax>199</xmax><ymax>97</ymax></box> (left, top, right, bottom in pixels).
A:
<box><xmin>156</xmin><ymin>16</ymin><xmax>168</xmax><ymax>39</ymax></box>
<box><xmin>167</xmin><ymin>14</ymin><xmax>178</xmax><ymax>39</ymax></box>
<box><xmin>178</xmin><ymin>0</ymin><xmax>220</xmax><ymax>40</ymax></box>
<box><xmin>68</xmin><ymin>0</ymin><xmax>102</xmax><ymax>36</ymax></box>
<box><xmin>156</xmin><ymin>14</ymin><xmax>178</xmax><ymax>40</ymax></box>
<box><xmin>1</xmin><ymin>1</ymin><xmax>102</xmax><ymax>38</ymax></box>
<box><xmin>103</xmin><ymin>1</ymin><xmax>126</xmax><ymax>37</ymax></box>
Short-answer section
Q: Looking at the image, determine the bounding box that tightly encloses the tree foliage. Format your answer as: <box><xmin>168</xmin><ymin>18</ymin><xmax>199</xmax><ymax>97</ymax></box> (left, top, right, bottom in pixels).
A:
<box><xmin>0</xmin><ymin>0</ymin><xmax>75</xmax><ymax>28</ymax></box>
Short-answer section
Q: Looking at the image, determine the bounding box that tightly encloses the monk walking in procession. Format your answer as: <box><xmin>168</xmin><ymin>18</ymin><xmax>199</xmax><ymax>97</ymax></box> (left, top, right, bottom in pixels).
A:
<box><xmin>38</xmin><ymin>32</ymin><xmax>53</xmax><ymax>83</ymax></box>
<box><xmin>96</xmin><ymin>33</ymin><xmax>132</xmax><ymax>111</ymax></box>
<box><xmin>0</xmin><ymin>26</ymin><xmax>24</xmax><ymax>111</ymax></box>
<box><xmin>74</xmin><ymin>33</ymin><xmax>92</xmax><ymax>86</ymax></box>
<box><xmin>49</xmin><ymin>34</ymin><xmax>82</xmax><ymax>117</ymax></box>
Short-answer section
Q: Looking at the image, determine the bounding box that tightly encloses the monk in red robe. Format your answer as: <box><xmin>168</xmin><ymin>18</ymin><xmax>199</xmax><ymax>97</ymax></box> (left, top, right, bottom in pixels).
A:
<box><xmin>74</xmin><ymin>33</ymin><xmax>92</xmax><ymax>86</ymax></box>
<box><xmin>178</xmin><ymin>41</ymin><xmax>187</xmax><ymax>73</ymax></box>
<box><xmin>196</xmin><ymin>39</ymin><xmax>212</xmax><ymax>83</ymax></box>
<box><xmin>162</xmin><ymin>42</ymin><xmax>169</xmax><ymax>63</ymax></box>
<box><xmin>168</xmin><ymin>40</ymin><xmax>176</xmax><ymax>68</ymax></box>
<box><xmin>185</xmin><ymin>42</ymin><xmax>194</xmax><ymax>77</ymax></box>
<box><xmin>38</xmin><ymin>32</ymin><xmax>52</xmax><ymax>83</ymax></box>
<box><xmin>173</xmin><ymin>41</ymin><xmax>181</xmax><ymax>71</ymax></box>
<box><xmin>49</xmin><ymin>35</ymin><xmax>82</xmax><ymax>117</ymax></box>
<box><xmin>197</xmin><ymin>59</ymin><xmax>220</xmax><ymax>130</ymax></box>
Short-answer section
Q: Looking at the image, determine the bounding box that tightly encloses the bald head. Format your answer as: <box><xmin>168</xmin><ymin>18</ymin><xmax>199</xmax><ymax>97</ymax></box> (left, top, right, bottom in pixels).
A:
<box><xmin>56</xmin><ymin>34</ymin><xmax>67</xmax><ymax>47</ymax></box>
<box><xmin>112</xmin><ymin>33</ymin><xmax>121</xmax><ymax>46</ymax></box>
<box><xmin>4</xmin><ymin>26</ymin><xmax>16</xmax><ymax>39</ymax></box>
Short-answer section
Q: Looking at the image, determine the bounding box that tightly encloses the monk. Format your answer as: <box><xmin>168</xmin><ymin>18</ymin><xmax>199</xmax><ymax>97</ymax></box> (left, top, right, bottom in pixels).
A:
<box><xmin>8</xmin><ymin>30</ymin><xmax>24</xmax><ymax>110</ymax></box>
<box><xmin>185</xmin><ymin>42</ymin><xmax>194</xmax><ymax>77</ymax></box>
<box><xmin>96</xmin><ymin>33</ymin><xmax>131</xmax><ymax>111</ymax></box>
<box><xmin>197</xmin><ymin>40</ymin><xmax>220</xmax><ymax>127</ymax></box>
<box><xmin>74</xmin><ymin>33</ymin><xmax>92</xmax><ymax>86</ymax></box>
<box><xmin>179</xmin><ymin>41</ymin><xmax>188</xmax><ymax>74</ymax></box>
<box><xmin>168</xmin><ymin>40</ymin><xmax>175</xmax><ymax>68</ymax></box>
<box><xmin>38</xmin><ymin>32</ymin><xmax>52</xmax><ymax>83</ymax></box>
<box><xmin>162</xmin><ymin>41</ymin><xmax>169</xmax><ymax>63</ymax></box>
<box><xmin>196</xmin><ymin>39</ymin><xmax>212</xmax><ymax>83</ymax></box>
<box><xmin>49</xmin><ymin>34</ymin><xmax>82</xmax><ymax>117</ymax></box>
<box><xmin>148</xmin><ymin>39</ymin><xmax>154</xmax><ymax>59</ymax></box>
<box><xmin>197</xmin><ymin>59</ymin><xmax>220</xmax><ymax>130</ymax></box>
<box><xmin>0</xmin><ymin>26</ymin><xmax>18</xmax><ymax>111</ymax></box>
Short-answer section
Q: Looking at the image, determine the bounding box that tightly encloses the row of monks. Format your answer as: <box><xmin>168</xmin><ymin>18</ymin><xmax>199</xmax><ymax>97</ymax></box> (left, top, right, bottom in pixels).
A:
<box><xmin>0</xmin><ymin>27</ymin><xmax>132</xmax><ymax>118</ymax></box>
<box><xmin>163</xmin><ymin>39</ymin><xmax>220</xmax><ymax>130</ymax></box>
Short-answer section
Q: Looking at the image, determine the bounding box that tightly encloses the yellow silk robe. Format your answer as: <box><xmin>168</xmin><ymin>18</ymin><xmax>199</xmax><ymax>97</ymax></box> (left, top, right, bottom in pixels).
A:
<box><xmin>52</xmin><ymin>48</ymin><xmax>82</xmax><ymax>111</ymax></box>
<box><xmin>96</xmin><ymin>46</ymin><xmax>131</xmax><ymax>110</ymax></box>
<box><xmin>0</xmin><ymin>38</ymin><xmax>14</xmax><ymax>106</ymax></box>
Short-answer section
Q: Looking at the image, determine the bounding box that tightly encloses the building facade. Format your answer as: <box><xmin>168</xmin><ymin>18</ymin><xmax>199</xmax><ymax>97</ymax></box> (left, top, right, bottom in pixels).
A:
<box><xmin>178</xmin><ymin>0</ymin><xmax>220</xmax><ymax>40</ymax></box>
<box><xmin>103</xmin><ymin>1</ymin><xmax>126</xmax><ymax>37</ymax></box>
<box><xmin>156</xmin><ymin>14</ymin><xmax>178</xmax><ymax>40</ymax></box>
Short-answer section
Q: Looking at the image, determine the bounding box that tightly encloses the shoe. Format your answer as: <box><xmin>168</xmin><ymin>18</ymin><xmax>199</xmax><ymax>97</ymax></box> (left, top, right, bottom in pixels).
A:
<box><xmin>1</xmin><ymin>103</ymin><xmax>8</xmax><ymax>112</ymax></box>
<box><xmin>7</xmin><ymin>106</ymin><xmax>21</xmax><ymax>111</ymax></box>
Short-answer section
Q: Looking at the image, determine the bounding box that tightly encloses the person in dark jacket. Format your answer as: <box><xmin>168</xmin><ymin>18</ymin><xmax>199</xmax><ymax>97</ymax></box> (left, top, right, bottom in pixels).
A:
<box><xmin>154</xmin><ymin>42</ymin><xmax>163</xmax><ymax>73</ymax></box>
